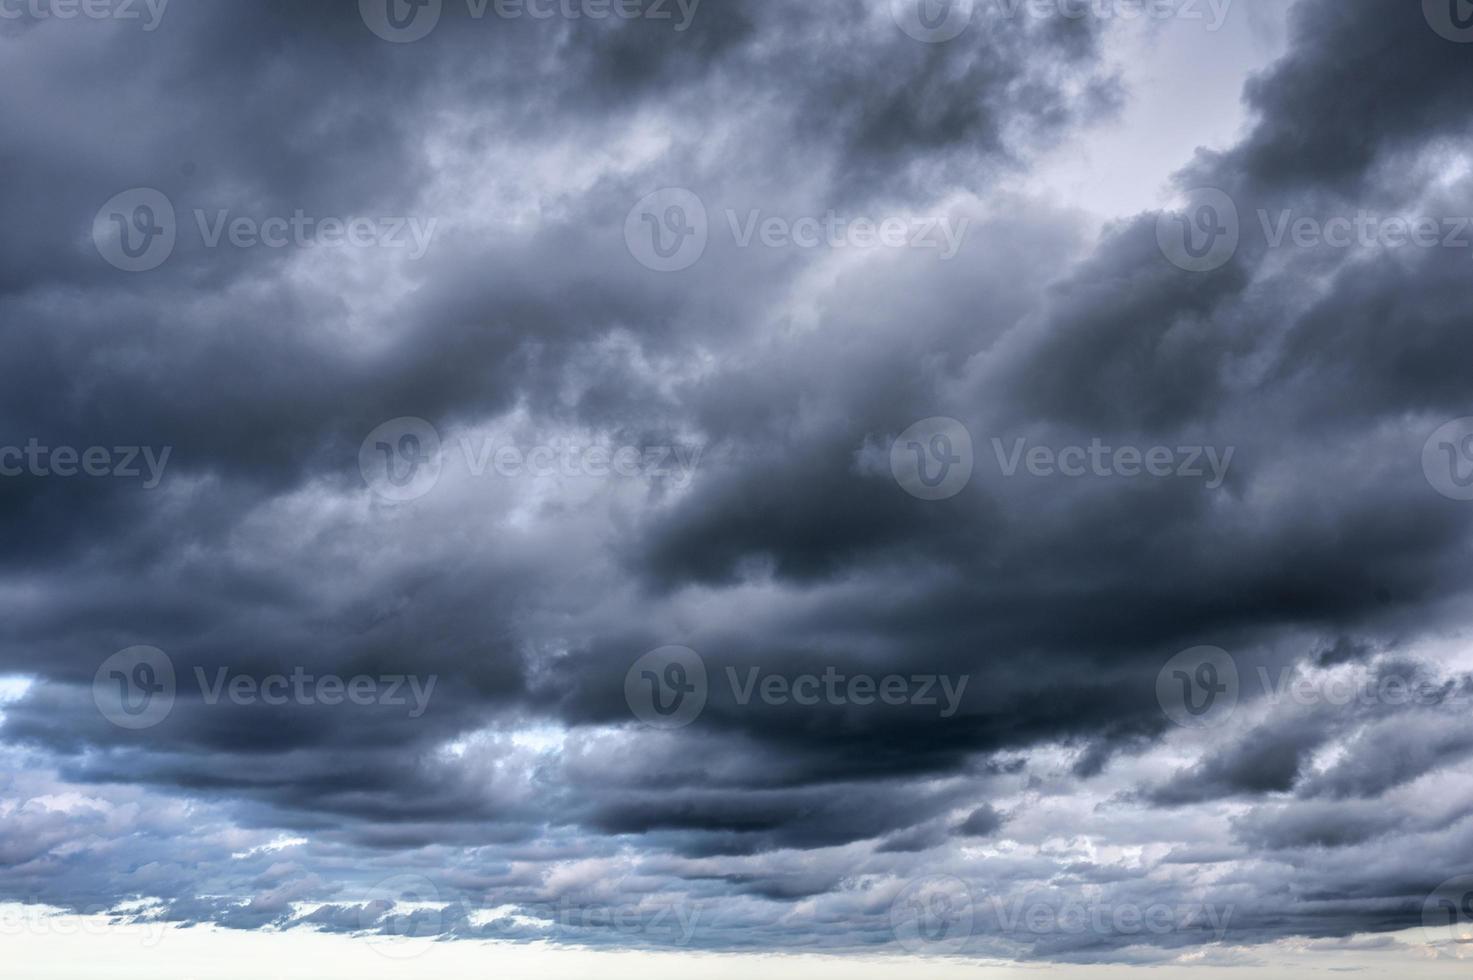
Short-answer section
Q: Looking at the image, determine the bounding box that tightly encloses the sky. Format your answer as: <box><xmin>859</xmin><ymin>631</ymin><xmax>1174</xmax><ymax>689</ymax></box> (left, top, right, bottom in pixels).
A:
<box><xmin>3</xmin><ymin>0</ymin><xmax>1473</xmax><ymax>977</ymax></box>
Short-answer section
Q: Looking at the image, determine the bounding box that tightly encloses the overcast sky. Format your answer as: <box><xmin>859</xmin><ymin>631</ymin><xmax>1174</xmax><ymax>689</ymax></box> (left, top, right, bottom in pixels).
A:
<box><xmin>4</xmin><ymin>1</ymin><xmax>1473</xmax><ymax>977</ymax></box>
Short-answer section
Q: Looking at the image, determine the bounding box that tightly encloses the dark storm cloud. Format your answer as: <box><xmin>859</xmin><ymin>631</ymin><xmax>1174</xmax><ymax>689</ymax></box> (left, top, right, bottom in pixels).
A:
<box><xmin>1235</xmin><ymin>0</ymin><xmax>1473</xmax><ymax>191</ymax></box>
<box><xmin>1144</xmin><ymin>714</ymin><xmax>1332</xmax><ymax>806</ymax></box>
<box><xmin>2</xmin><ymin>0</ymin><xmax>1473</xmax><ymax>966</ymax></box>
<box><xmin>957</xmin><ymin>803</ymin><xmax>1006</xmax><ymax>837</ymax></box>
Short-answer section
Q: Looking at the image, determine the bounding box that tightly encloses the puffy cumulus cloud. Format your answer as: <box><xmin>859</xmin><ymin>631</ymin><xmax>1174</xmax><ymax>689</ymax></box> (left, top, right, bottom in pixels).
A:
<box><xmin>1</xmin><ymin>0</ymin><xmax>1472</xmax><ymax>969</ymax></box>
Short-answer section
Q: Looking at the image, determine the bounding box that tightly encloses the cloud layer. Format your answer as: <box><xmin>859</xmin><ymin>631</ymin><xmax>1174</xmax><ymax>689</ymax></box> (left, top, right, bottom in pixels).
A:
<box><xmin>2</xmin><ymin>0</ymin><xmax>1472</xmax><ymax>967</ymax></box>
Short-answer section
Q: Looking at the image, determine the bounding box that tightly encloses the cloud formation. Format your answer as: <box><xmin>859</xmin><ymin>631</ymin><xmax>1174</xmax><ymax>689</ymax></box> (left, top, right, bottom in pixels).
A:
<box><xmin>1</xmin><ymin>0</ymin><xmax>1472</xmax><ymax>968</ymax></box>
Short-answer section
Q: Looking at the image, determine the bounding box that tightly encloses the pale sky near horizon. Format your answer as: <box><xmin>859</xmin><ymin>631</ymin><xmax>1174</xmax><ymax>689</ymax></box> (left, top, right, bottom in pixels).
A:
<box><xmin>3</xmin><ymin>909</ymin><xmax>1466</xmax><ymax>980</ymax></box>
